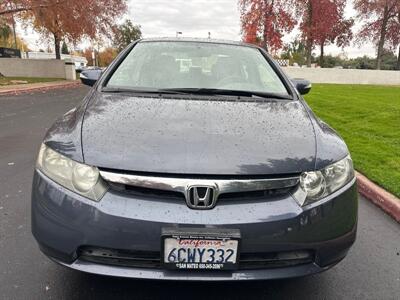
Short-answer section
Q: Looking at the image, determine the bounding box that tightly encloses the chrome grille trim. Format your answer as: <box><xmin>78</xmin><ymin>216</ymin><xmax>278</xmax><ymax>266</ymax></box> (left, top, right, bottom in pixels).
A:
<box><xmin>99</xmin><ymin>170</ymin><xmax>300</xmax><ymax>196</ymax></box>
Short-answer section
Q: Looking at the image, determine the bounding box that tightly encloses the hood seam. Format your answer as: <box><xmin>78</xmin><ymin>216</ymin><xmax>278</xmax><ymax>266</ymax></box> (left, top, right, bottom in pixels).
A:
<box><xmin>298</xmin><ymin>98</ymin><xmax>318</xmax><ymax>171</ymax></box>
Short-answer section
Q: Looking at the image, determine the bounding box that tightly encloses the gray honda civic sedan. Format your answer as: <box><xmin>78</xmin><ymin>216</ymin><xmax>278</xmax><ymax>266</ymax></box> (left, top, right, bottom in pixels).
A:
<box><xmin>32</xmin><ymin>38</ymin><xmax>358</xmax><ymax>280</ymax></box>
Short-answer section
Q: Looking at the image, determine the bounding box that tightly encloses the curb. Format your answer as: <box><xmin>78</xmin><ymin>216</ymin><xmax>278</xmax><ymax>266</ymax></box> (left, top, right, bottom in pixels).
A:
<box><xmin>0</xmin><ymin>81</ymin><xmax>81</xmax><ymax>96</ymax></box>
<box><xmin>356</xmin><ymin>171</ymin><xmax>400</xmax><ymax>222</ymax></box>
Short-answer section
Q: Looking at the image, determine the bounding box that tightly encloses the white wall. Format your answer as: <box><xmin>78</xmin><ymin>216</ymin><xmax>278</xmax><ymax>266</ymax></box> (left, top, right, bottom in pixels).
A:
<box><xmin>25</xmin><ymin>52</ymin><xmax>87</xmax><ymax>66</ymax></box>
<box><xmin>283</xmin><ymin>67</ymin><xmax>400</xmax><ymax>86</ymax></box>
<box><xmin>0</xmin><ymin>58</ymin><xmax>66</xmax><ymax>78</ymax></box>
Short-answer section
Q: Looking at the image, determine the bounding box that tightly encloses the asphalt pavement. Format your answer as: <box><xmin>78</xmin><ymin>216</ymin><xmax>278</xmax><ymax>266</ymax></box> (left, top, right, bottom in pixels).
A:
<box><xmin>0</xmin><ymin>86</ymin><xmax>399</xmax><ymax>299</ymax></box>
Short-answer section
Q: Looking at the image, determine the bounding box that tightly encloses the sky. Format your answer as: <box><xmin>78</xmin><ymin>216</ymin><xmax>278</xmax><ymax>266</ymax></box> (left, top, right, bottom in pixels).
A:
<box><xmin>17</xmin><ymin>0</ymin><xmax>377</xmax><ymax>58</ymax></box>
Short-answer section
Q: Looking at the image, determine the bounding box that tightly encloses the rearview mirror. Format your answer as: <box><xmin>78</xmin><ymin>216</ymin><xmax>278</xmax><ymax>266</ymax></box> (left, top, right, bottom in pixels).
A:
<box><xmin>291</xmin><ymin>78</ymin><xmax>312</xmax><ymax>95</ymax></box>
<box><xmin>80</xmin><ymin>69</ymin><xmax>103</xmax><ymax>87</ymax></box>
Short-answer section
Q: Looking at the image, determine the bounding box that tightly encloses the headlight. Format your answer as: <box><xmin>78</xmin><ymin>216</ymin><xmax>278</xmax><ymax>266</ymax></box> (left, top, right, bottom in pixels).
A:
<box><xmin>294</xmin><ymin>155</ymin><xmax>355</xmax><ymax>206</ymax></box>
<box><xmin>36</xmin><ymin>144</ymin><xmax>108</xmax><ymax>201</ymax></box>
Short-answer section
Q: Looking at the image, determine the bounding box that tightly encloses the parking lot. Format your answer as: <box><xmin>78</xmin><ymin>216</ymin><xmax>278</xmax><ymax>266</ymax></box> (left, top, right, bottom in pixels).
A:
<box><xmin>0</xmin><ymin>86</ymin><xmax>399</xmax><ymax>299</ymax></box>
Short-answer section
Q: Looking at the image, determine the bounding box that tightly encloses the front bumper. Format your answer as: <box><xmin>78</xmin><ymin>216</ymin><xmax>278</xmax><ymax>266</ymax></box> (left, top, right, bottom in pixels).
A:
<box><xmin>32</xmin><ymin>170</ymin><xmax>358</xmax><ymax>280</ymax></box>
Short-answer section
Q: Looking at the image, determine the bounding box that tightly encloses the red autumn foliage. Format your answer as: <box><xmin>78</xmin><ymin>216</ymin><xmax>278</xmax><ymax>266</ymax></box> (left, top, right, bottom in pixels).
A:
<box><xmin>239</xmin><ymin>0</ymin><xmax>297</xmax><ymax>52</ymax></box>
<box><xmin>239</xmin><ymin>0</ymin><xmax>353</xmax><ymax>65</ymax></box>
<box><xmin>0</xmin><ymin>0</ymin><xmax>54</xmax><ymax>16</ymax></box>
<box><xmin>354</xmin><ymin>0</ymin><xmax>400</xmax><ymax>69</ymax></box>
<box><xmin>295</xmin><ymin>0</ymin><xmax>353</xmax><ymax>67</ymax></box>
<box><xmin>2</xmin><ymin>0</ymin><xmax>127</xmax><ymax>59</ymax></box>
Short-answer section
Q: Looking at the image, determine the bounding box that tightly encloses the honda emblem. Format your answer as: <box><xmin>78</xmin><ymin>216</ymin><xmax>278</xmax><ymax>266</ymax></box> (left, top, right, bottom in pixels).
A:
<box><xmin>185</xmin><ymin>184</ymin><xmax>218</xmax><ymax>209</ymax></box>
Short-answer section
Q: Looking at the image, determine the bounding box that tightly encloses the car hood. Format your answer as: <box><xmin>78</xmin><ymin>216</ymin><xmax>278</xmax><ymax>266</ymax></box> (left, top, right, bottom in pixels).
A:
<box><xmin>81</xmin><ymin>92</ymin><xmax>316</xmax><ymax>175</ymax></box>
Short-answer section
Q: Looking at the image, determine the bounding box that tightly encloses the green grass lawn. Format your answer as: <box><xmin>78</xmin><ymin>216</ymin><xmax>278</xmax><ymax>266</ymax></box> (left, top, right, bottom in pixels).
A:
<box><xmin>0</xmin><ymin>76</ymin><xmax>63</xmax><ymax>86</ymax></box>
<box><xmin>304</xmin><ymin>84</ymin><xmax>400</xmax><ymax>198</ymax></box>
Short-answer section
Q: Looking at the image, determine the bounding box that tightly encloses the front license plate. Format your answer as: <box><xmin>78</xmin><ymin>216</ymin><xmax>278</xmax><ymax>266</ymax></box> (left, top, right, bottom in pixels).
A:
<box><xmin>162</xmin><ymin>229</ymin><xmax>240</xmax><ymax>270</ymax></box>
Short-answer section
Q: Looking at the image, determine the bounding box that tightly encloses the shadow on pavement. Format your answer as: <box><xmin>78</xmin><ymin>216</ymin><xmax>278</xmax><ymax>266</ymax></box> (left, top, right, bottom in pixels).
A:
<box><xmin>59</xmin><ymin>266</ymin><xmax>325</xmax><ymax>300</ymax></box>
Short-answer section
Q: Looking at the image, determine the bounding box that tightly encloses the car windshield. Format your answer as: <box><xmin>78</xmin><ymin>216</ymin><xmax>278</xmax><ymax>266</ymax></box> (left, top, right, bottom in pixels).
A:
<box><xmin>106</xmin><ymin>41</ymin><xmax>289</xmax><ymax>96</ymax></box>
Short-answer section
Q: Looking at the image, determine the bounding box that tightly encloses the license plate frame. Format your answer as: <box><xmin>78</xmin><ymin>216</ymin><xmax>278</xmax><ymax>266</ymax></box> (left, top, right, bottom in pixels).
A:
<box><xmin>161</xmin><ymin>228</ymin><xmax>241</xmax><ymax>271</ymax></box>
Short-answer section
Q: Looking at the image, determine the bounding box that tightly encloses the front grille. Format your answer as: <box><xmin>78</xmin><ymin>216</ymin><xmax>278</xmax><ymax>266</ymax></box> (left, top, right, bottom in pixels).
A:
<box><xmin>78</xmin><ymin>247</ymin><xmax>313</xmax><ymax>270</ymax></box>
<box><xmin>110</xmin><ymin>183</ymin><xmax>293</xmax><ymax>203</ymax></box>
<box><xmin>101</xmin><ymin>170</ymin><xmax>300</xmax><ymax>206</ymax></box>
<box><xmin>79</xmin><ymin>247</ymin><xmax>161</xmax><ymax>268</ymax></box>
<box><xmin>218</xmin><ymin>187</ymin><xmax>293</xmax><ymax>203</ymax></box>
<box><xmin>108</xmin><ymin>181</ymin><xmax>295</xmax><ymax>203</ymax></box>
<box><xmin>239</xmin><ymin>250</ymin><xmax>314</xmax><ymax>270</ymax></box>
<box><xmin>123</xmin><ymin>184</ymin><xmax>184</xmax><ymax>200</ymax></box>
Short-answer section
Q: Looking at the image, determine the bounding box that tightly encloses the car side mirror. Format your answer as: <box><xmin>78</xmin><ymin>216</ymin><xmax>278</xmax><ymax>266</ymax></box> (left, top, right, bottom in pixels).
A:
<box><xmin>292</xmin><ymin>78</ymin><xmax>312</xmax><ymax>95</ymax></box>
<box><xmin>80</xmin><ymin>69</ymin><xmax>103</xmax><ymax>87</ymax></box>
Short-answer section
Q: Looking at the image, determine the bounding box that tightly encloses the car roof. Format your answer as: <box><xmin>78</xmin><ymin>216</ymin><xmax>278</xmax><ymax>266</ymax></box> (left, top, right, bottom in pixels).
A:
<box><xmin>138</xmin><ymin>37</ymin><xmax>259</xmax><ymax>49</ymax></box>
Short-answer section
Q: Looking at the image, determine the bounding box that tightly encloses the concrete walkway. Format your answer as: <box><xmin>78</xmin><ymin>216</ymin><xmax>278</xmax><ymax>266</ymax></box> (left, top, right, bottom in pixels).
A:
<box><xmin>0</xmin><ymin>80</ymin><xmax>81</xmax><ymax>96</ymax></box>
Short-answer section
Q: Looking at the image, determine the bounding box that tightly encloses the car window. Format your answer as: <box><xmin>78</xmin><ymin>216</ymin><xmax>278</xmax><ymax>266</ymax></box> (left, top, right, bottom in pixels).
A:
<box><xmin>107</xmin><ymin>41</ymin><xmax>289</xmax><ymax>95</ymax></box>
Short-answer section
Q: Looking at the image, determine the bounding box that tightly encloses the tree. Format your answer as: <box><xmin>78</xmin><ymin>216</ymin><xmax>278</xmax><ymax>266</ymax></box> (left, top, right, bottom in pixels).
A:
<box><xmin>98</xmin><ymin>47</ymin><xmax>118</xmax><ymax>67</ymax></box>
<box><xmin>0</xmin><ymin>32</ymin><xmax>29</xmax><ymax>50</ymax></box>
<box><xmin>295</xmin><ymin>0</ymin><xmax>353</xmax><ymax>67</ymax></box>
<box><xmin>354</xmin><ymin>0</ymin><xmax>400</xmax><ymax>69</ymax></box>
<box><xmin>0</xmin><ymin>0</ymin><xmax>54</xmax><ymax>16</ymax></box>
<box><xmin>82</xmin><ymin>48</ymin><xmax>95</xmax><ymax>66</ymax></box>
<box><xmin>386</xmin><ymin>6</ymin><xmax>400</xmax><ymax>69</ymax></box>
<box><xmin>239</xmin><ymin>0</ymin><xmax>296</xmax><ymax>52</ymax></box>
<box><xmin>281</xmin><ymin>39</ymin><xmax>307</xmax><ymax>66</ymax></box>
<box><xmin>0</xmin><ymin>17</ymin><xmax>29</xmax><ymax>51</ymax></box>
<box><xmin>22</xmin><ymin>0</ymin><xmax>127</xmax><ymax>59</ymax></box>
<box><xmin>61</xmin><ymin>41</ymin><xmax>69</xmax><ymax>55</ymax></box>
<box><xmin>0</xmin><ymin>23</ymin><xmax>11</xmax><ymax>44</ymax></box>
<box><xmin>113</xmin><ymin>19</ymin><xmax>142</xmax><ymax>51</ymax></box>
<box><xmin>316</xmin><ymin>54</ymin><xmax>346</xmax><ymax>68</ymax></box>
<box><xmin>397</xmin><ymin>33</ymin><xmax>400</xmax><ymax>70</ymax></box>
<box><xmin>0</xmin><ymin>0</ymin><xmax>31</xmax><ymax>16</ymax></box>
<box><xmin>379</xmin><ymin>48</ymin><xmax>399</xmax><ymax>69</ymax></box>
<box><xmin>315</xmin><ymin>9</ymin><xmax>353</xmax><ymax>67</ymax></box>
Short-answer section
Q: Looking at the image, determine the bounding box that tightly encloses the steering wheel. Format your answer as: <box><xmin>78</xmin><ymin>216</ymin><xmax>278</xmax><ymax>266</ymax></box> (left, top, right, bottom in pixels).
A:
<box><xmin>217</xmin><ymin>75</ymin><xmax>243</xmax><ymax>87</ymax></box>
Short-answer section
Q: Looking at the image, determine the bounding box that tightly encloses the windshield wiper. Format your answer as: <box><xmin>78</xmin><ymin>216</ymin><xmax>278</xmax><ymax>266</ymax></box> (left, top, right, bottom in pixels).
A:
<box><xmin>102</xmin><ymin>87</ymin><xmax>292</xmax><ymax>100</ymax></box>
<box><xmin>101</xmin><ymin>87</ymin><xmax>188</xmax><ymax>95</ymax></box>
<box><xmin>158</xmin><ymin>88</ymin><xmax>293</xmax><ymax>100</ymax></box>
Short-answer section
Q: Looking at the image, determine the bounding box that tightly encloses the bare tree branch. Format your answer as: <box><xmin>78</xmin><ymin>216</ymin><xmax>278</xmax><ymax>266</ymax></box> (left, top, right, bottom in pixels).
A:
<box><xmin>0</xmin><ymin>7</ymin><xmax>30</xmax><ymax>15</ymax></box>
<box><xmin>0</xmin><ymin>4</ymin><xmax>52</xmax><ymax>16</ymax></box>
